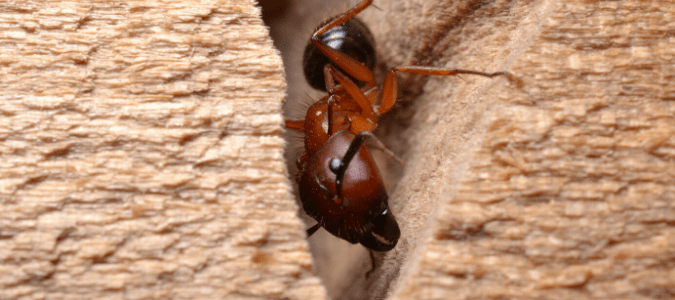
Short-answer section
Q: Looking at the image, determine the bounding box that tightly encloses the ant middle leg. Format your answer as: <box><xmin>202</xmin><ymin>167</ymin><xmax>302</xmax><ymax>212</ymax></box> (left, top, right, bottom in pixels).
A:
<box><xmin>377</xmin><ymin>66</ymin><xmax>514</xmax><ymax>115</ymax></box>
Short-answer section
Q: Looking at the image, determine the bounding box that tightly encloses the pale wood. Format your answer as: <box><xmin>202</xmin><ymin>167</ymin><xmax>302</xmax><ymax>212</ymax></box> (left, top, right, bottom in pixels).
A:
<box><xmin>363</xmin><ymin>0</ymin><xmax>675</xmax><ymax>299</ymax></box>
<box><xmin>0</xmin><ymin>0</ymin><xmax>326</xmax><ymax>299</ymax></box>
<box><xmin>275</xmin><ymin>0</ymin><xmax>675</xmax><ymax>299</ymax></box>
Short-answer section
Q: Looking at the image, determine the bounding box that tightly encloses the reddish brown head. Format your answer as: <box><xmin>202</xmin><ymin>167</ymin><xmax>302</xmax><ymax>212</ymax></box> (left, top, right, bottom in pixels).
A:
<box><xmin>298</xmin><ymin>131</ymin><xmax>399</xmax><ymax>251</ymax></box>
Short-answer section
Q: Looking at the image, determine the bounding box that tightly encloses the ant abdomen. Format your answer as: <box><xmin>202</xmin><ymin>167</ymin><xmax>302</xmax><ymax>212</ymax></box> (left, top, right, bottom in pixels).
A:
<box><xmin>303</xmin><ymin>18</ymin><xmax>376</xmax><ymax>91</ymax></box>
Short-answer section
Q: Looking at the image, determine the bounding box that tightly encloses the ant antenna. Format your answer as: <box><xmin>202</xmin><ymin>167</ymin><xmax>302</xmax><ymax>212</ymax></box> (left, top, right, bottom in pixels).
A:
<box><xmin>332</xmin><ymin>132</ymin><xmax>402</xmax><ymax>199</ymax></box>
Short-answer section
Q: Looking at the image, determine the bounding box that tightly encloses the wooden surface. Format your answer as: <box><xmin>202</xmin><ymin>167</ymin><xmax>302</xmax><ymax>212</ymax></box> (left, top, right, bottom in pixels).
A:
<box><xmin>3</xmin><ymin>0</ymin><xmax>674</xmax><ymax>299</ymax></box>
<box><xmin>272</xmin><ymin>0</ymin><xmax>675</xmax><ymax>299</ymax></box>
<box><xmin>0</xmin><ymin>0</ymin><xmax>326</xmax><ymax>299</ymax></box>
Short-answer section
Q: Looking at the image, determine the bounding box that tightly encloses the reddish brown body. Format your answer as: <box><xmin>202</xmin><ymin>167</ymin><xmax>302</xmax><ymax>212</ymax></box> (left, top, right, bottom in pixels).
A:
<box><xmin>299</xmin><ymin>131</ymin><xmax>394</xmax><ymax>247</ymax></box>
<box><xmin>285</xmin><ymin>0</ymin><xmax>512</xmax><ymax>252</ymax></box>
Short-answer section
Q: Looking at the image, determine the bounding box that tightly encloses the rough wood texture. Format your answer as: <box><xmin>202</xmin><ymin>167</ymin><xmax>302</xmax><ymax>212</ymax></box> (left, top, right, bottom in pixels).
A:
<box><xmin>272</xmin><ymin>0</ymin><xmax>675</xmax><ymax>299</ymax></box>
<box><xmin>0</xmin><ymin>1</ymin><xmax>326</xmax><ymax>299</ymax></box>
<box><xmin>366</xmin><ymin>0</ymin><xmax>675</xmax><ymax>299</ymax></box>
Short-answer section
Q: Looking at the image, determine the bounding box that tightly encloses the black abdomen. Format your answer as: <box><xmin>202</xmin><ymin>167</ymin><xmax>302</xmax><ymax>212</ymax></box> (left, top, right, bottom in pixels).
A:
<box><xmin>303</xmin><ymin>18</ymin><xmax>376</xmax><ymax>91</ymax></box>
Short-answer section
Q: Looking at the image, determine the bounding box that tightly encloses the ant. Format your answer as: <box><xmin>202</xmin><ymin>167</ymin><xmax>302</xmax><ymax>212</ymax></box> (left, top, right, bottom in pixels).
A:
<box><xmin>285</xmin><ymin>0</ymin><xmax>514</xmax><ymax>252</ymax></box>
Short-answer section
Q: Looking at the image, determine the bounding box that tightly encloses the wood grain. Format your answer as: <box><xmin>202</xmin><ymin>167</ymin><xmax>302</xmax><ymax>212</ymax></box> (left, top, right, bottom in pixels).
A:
<box><xmin>0</xmin><ymin>1</ymin><xmax>326</xmax><ymax>299</ymax></box>
<box><xmin>362</xmin><ymin>0</ymin><xmax>675</xmax><ymax>299</ymax></box>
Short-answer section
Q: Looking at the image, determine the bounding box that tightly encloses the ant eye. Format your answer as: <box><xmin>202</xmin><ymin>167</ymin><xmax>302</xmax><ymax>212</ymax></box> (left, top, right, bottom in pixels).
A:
<box><xmin>329</xmin><ymin>158</ymin><xmax>342</xmax><ymax>173</ymax></box>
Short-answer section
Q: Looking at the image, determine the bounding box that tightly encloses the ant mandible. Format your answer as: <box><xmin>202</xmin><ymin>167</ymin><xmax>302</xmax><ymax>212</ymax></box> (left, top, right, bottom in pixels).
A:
<box><xmin>285</xmin><ymin>0</ymin><xmax>513</xmax><ymax>252</ymax></box>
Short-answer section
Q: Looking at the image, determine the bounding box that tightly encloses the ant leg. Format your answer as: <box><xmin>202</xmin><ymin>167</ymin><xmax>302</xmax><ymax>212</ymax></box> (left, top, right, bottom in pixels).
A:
<box><xmin>310</xmin><ymin>0</ymin><xmax>376</xmax><ymax>87</ymax></box>
<box><xmin>323</xmin><ymin>65</ymin><xmax>342</xmax><ymax>136</ymax></box>
<box><xmin>365</xmin><ymin>249</ymin><xmax>377</xmax><ymax>278</ymax></box>
<box><xmin>313</xmin><ymin>0</ymin><xmax>372</xmax><ymax>37</ymax></box>
<box><xmin>286</xmin><ymin>64</ymin><xmax>345</xmax><ymax>134</ymax></box>
<box><xmin>327</xmin><ymin>95</ymin><xmax>335</xmax><ymax>136</ymax></box>
<box><xmin>330</xmin><ymin>131</ymin><xmax>403</xmax><ymax>199</ymax></box>
<box><xmin>378</xmin><ymin>66</ymin><xmax>513</xmax><ymax>115</ymax></box>
<box><xmin>307</xmin><ymin>222</ymin><xmax>321</xmax><ymax>237</ymax></box>
<box><xmin>285</xmin><ymin>120</ymin><xmax>305</xmax><ymax>131</ymax></box>
<box><xmin>323</xmin><ymin>64</ymin><xmax>337</xmax><ymax>93</ymax></box>
<box><xmin>326</xmin><ymin>65</ymin><xmax>375</xmax><ymax>119</ymax></box>
<box><xmin>322</xmin><ymin>64</ymin><xmax>344</xmax><ymax>136</ymax></box>
<box><xmin>285</xmin><ymin>63</ymin><xmax>348</xmax><ymax>134</ymax></box>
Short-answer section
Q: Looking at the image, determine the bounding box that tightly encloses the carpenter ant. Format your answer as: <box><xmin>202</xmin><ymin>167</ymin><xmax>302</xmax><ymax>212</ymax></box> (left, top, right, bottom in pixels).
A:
<box><xmin>286</xmin><ymin>0</ymin><xmax>513</xmax><ymax>252</ymax></box>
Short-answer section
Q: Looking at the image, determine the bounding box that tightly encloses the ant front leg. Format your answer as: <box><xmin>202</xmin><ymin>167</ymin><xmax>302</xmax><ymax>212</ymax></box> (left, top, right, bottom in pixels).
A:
<box><xmin>310</xmin><ymin>0</ymin><xmax>377</xmax><ymax>88</ymax></box>
<box><xmin>377</xmin><ymin>66</ymin><xmax>514</xmax><ymax>115</ymax></box>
